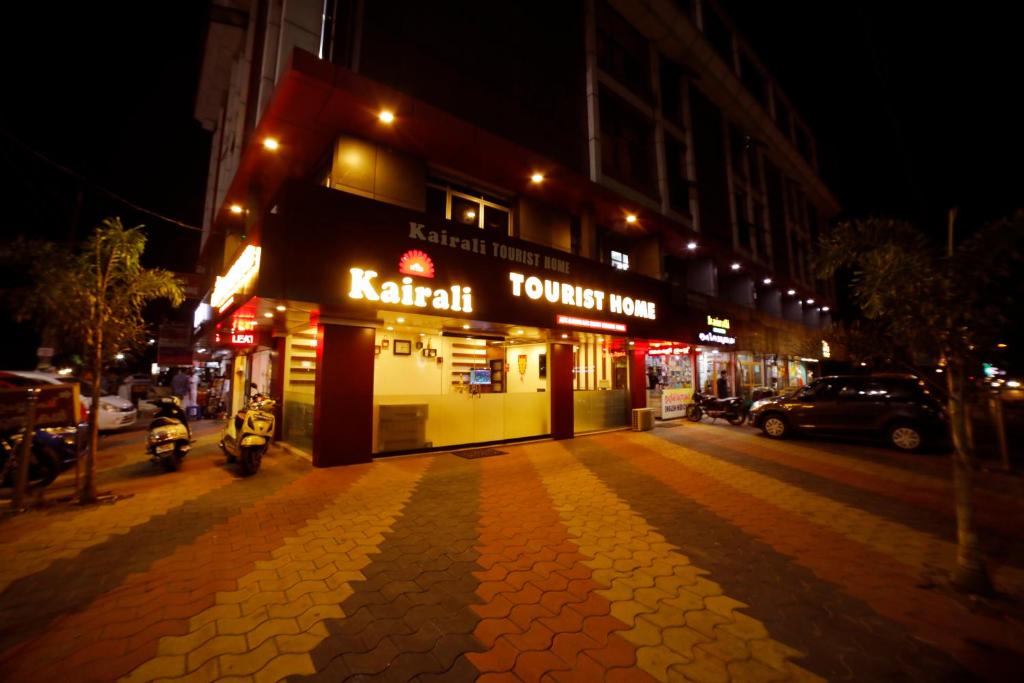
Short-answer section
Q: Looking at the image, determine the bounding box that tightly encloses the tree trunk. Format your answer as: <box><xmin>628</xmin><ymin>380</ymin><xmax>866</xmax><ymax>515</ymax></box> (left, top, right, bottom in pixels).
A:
<box><xmin>946</xmin><ymin>361</ymin><xmax>993</xmax><ymax>594</ymax></box>
<box><xmin>80</xmin><ymin>329</ymin><xmax>102</xmax><ymax>504</ymax></box>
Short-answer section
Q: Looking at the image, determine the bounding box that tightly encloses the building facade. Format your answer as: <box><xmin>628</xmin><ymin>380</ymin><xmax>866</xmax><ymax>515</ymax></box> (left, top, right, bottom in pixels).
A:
<box><xmin>192</xmin><ymin>0</ymin><xmax>840</xmax><ymax>466</ymax></box>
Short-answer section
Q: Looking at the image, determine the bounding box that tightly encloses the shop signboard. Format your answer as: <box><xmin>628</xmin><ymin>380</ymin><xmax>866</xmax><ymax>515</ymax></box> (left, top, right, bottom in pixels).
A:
<box><xmin>0</xmin><ymin>384</ymin><xmax>80</xmax><ymax>432</ymax></box>
<box><xmin>257</xmin><ymin>183</ymin><xmax>677</xmax><ymax>340</ymax></box>
<box><xmin>697</xmin><ymin>314</ymin><xmax>736</xmax><ymax>346</ymax></box>
<box><xmin>660</xmin><ymin>387</ymin><xmax>691</xmax><ymax>419</ymax></box>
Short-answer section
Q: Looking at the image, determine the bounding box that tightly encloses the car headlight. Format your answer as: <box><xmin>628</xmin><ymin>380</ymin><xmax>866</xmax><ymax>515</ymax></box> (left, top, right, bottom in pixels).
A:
<box><xmin>750</xmin><ymin>399</ymin><xmax>771</xmax><ymax>412</ymax></box>
<box><xmin>101</xmin><ymin>402</ymin><xmax>118</xmax><ymax>412</ymax></box>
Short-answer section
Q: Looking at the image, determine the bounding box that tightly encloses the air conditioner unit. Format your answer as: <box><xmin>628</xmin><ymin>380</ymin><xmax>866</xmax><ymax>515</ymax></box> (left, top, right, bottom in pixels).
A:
<box><xmin>631</xmin><ymin>407</ymin><xmax>654</xmax><ymax>431</ymax></box>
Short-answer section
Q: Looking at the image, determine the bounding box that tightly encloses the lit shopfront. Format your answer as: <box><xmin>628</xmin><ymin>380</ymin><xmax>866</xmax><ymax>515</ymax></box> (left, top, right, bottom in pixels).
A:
<box><xmin>202</xmin><ymin>182</ymin><xmax>688</xmax><ymax>466</ymax></box>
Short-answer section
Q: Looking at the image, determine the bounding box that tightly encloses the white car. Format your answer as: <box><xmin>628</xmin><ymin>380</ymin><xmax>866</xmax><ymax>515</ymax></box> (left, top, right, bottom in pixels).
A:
<box><xmin>0</xmin><ymin>371</ymin><xmax>138</xmax><ymax>431</ymax></box>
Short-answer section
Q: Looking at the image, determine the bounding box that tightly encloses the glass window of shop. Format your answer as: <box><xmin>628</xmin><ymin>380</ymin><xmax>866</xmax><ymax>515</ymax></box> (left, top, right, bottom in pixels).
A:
<box><xmin>573</xmin><ymin>335</ymin><xmax>630</xmax><ymax>433</ymax></box>
<box><xmin>737</xmin><ymin>352</ymin><xmax>764</xmax><ymax>400</ymax></box>
<box><xmin>282</xmin><ymin>328</ymin><xmax>318</xmax><ymax>453</ymax></box>
<box><xmin>787</xmin><ymin>358</ymin><xmax>810</xmax><ymax>388</ymax></box>
<box><xmin>645</xmin><ymin>342</ymin><xmax>696</xmax><ymax>418</ymax></box>
<box><xmin>372</xmin><ymin>323</ymin><xmax>550</xmax><ymax>453</ymax></box>
<box><xmin>696</xmin><ymin>347</ymin><xmax>733</xmax><ymax>397</ymax></box>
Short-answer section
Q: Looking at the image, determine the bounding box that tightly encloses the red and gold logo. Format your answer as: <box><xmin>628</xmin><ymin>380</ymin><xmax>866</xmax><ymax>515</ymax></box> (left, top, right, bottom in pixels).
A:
<box><xmin>398</xmin><ymin>249</ymin><xmax>435</xmax><ymax>278</ymax></box>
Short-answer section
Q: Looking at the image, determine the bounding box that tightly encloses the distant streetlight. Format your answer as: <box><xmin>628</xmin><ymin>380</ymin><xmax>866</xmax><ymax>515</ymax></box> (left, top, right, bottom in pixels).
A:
<box><xmin>379</xmin><ymin>110</ymin><xmax>395</xmax><ymax>124</ymax></box>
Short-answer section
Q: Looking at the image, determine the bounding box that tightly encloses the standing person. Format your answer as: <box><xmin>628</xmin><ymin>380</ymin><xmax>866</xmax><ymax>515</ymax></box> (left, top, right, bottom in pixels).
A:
<box><xmin>171</xmin><ymin>368</ymin><xmax>189</xmax><ymax>403</ymax></box>
<box><xmin>716</xmin><ymin>370</ymin><xmax>730</xmax><ymax>398</ymax></box>
<box><xmin>647</xmin><ymin>365</ymin><xmax>659</xmax><ymax>390</ymax></box>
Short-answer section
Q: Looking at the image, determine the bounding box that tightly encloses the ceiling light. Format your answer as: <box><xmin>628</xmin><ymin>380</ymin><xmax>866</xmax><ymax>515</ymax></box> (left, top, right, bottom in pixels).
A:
<box><xmin>396</xmin><ymin>317</ymin><xmax>405</xmax><ymax>323</ymax></box>
<box><xmin>787</xmin><ymin>289</ymin><xmax>796</xmax><ymax>295</ymax></box>
<box><xmin>730</xmin><ymin>263</ymin><xmax>741</xmax><ymax>270</ymax></box>
<box><xmin>822</xmin><ymin>306</ymin><xmax>830</xmax><ymax>312</ymax></box>
<box><xmin>806</xmin><ymin>298</ymin><xmax>815</xmax><ymax>304</ymax></box>
<box><xmin>462</xmin><ymin>324</ymin><xmax>470</xmax><ymax>330</ymax></box>
<box><xmin>798</xmin><ymin>300</ymin><xmax>803</xmax><ymax>305</ymax></box>
<box><xmin>530</xmin><ymin>173</ymin><xmax>544</xmax><ymax>184</ymax></box>
<box><xmin>275</xmin><ymin>304</ymin><xmax>286</xmax><ymax>311</ymax></box>
<box><xmin>264</xmin><ymin>312</ymin><xmax>274</xmax><ymax>318</ymax></box>
<box><xmin>561</xmin><ymin>334</ymin><xmax>568</xmax><ymax>339</ymax></box>
<box><xmin>514</xmin><ymin>329</ymin><xmax>523</xmax><ymax>335</ymax></box>
<box><xmin>465</xmin><ymin>210</ymin><xmax>476</xmax><ymax>219</ymax></box>
<box><xmin>762</xmin><ymin>278</ymin><xmax>772</xmax><ymax>285</ymax></box>
<box><xmin>625</xmin><ymin>214</ymin><xmax>637</xmax><ymax>224</ymax></box>
<box><xmin>386</xmin><ymin>325</ymin><xmax>394</xmax><ymax>331</ymax></box>
<box><xmin>115</xmin><ymin>353</ymin><xmax>125</xmax><ymax>361</ymax></box>
<box><xmin>229</xmin><ymin>204</ymin><xmax>244</xmax><ymax>215</ymax></box>
<box><xmin>378</xmin><ymin>110</ymin><xmax>395</xmax><ymax>124</ymax></box>
<box><xmin>262</xmin><ymin>137</ymin><xmax>280</xmax><ymax>151</ymax></box>
<box><xmin>997</xmin><ymin>343</ymin><xmax>1008</xmax><ymax>349</ymax></box>
<box><xmin>686</xmin><ymin>241</ymin><xmax>697</xmax><ymax>250</ymax></box>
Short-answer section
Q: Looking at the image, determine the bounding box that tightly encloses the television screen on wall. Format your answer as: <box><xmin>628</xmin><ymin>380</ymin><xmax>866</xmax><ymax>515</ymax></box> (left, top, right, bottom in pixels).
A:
<box><xmin>470</xmin><ymin>368</ymin><xmax>492</xmax><ymax>385</ymax></box>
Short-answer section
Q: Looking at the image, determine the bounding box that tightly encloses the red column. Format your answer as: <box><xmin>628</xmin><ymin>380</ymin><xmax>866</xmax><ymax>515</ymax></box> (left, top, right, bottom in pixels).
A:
<box><xmin>549</xmin><ymin>342</ymin><xmax>574</xmax><ymax>440</ymax></box>
<box><xmin>628</xmin><ymin>340</ymin><xmax>649</xmax><ymax>410</ymax></box>
<box><xmin>312</xmin><ymin>323</ymin><xmax>375</xmax><ymax>467</ymax></box>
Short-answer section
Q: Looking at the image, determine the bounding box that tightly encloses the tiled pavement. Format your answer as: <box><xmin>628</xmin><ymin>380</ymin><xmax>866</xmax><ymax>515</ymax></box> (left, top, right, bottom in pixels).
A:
<box><xmin>2</xmin><ymin>422</ymin><xmax>1024</xmax><ymax>681</ymax></box>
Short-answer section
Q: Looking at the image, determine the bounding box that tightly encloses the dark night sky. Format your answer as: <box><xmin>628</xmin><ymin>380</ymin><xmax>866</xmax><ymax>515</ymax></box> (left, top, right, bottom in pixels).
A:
<box><xmin>723</xmin><ymin>0</ymin><xmax>1024</xmax><ymax>234</ymax></box>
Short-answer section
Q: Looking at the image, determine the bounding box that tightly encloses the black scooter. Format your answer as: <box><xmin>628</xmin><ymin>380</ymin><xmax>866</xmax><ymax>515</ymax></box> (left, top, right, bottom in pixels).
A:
<box><xmin>686</xmin><ymin>392</ymin><xmax>746</xmax><ymax>425</ymax></box>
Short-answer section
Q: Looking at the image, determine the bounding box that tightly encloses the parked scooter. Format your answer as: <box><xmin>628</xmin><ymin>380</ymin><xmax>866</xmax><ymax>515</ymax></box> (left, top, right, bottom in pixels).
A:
<box><xmin>686</xmin><ymin>392</ymin><xmax>746</xmax><ymax>425</ymax></box>
<box><xmin>220</xmin><ymin>384</ymin><xmax>275</xmax><ymax>476</ymax></box>
<box><xmin>147</xmin><ymin>396</ymin><xmax>191</xmax><ymax>471</ymax></box>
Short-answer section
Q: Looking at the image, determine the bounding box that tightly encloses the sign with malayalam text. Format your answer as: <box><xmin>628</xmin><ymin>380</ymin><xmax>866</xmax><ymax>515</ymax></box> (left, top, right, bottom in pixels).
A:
<box><xmin>661</xmin><ymin>388</ymin><xmax>691</xmax><ymax>419</ymax></box>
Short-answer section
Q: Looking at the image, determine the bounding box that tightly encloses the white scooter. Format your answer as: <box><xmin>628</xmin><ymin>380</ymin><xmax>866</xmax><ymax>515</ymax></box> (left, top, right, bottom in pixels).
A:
<box><xmin>147</xmin><ymin>396</ymin><xmax>192</xmax><ymax>471</ymax></box>
<box><xmin>220</xmin><ymin>384</ymin><xmax>276</xmax><ymax>476</ymax></box>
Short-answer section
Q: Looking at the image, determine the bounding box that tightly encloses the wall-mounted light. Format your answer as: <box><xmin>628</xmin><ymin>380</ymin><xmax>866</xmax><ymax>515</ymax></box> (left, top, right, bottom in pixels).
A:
<box><xmin>379</xmin><ymin>110</ymin><xmax>395</xmax><ymax>124</ymax></box>
<box><xmin>262</xmin><ymin>137</ymin><xmax>280</xmax><ymax>151</ymax></box>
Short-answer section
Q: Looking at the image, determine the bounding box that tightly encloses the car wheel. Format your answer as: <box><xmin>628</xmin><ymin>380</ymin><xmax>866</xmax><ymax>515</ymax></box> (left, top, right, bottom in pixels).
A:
<box><xmin>761</xmin><ymin>414</ymin><xmax>788</xmax><ymax>439</ymax></box>
<box><xmin>888</xmin><ymin>423</ymin><xmax>923</xmax><ymax>452</ymax></box>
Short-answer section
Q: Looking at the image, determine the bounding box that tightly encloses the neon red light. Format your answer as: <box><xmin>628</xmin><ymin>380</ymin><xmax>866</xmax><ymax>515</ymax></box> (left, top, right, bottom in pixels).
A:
<box><xmin>648</xmin><ymin>346</ymin><xmax>690</xmax><ymax>356</ymax></box>
<box><xmin>556</xmin><ymin>315</ymin><xmax>626</xmax><ymax>333</ymax></box>
<box><xmin>399</xmin><ymin>249</ymin><xmax>435</xmax><ymax>278</ymax></box>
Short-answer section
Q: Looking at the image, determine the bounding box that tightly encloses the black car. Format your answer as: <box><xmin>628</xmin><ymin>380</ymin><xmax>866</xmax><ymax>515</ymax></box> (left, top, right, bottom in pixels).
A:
<box><xmin>748</xmin><ymin>374</ymin><xmax>947</xmax><ymax>452</ymax></box>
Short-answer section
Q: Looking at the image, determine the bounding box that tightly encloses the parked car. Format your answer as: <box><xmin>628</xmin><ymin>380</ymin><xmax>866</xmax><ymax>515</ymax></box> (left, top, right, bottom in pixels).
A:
<box><xmin>748</xmin><ymin>374</ymin><xmax>947</xmax><ymax>452</ymax></box>
<box><xmin>0</xmin><ymin>371</ymin><xmax>138</xmax><ymax>431</ymax></box>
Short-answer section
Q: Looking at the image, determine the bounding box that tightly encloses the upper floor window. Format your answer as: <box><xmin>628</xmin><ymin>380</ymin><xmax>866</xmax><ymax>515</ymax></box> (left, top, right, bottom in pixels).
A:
<box><xmin>610</xmin><ymin>250</ymin><xmax>630</xmax><ymax>271</ymax></box>
<box><xmin>426</xmin><ymin>180</ymin><xmax>511</xmax><ymax>235</ymax></box>
<box><xmin>596</xmin><ymin>1</ymin><xmax>651</xmax><ymax>96</ymax></box>
<box><xmin>599</xmin><ymin>89</ymin><xmax>656</xmax><ymax>195</ymax></box>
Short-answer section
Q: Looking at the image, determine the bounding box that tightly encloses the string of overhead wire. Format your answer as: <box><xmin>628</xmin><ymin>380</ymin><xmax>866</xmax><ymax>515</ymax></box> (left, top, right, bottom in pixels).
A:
<box><xmin>0</xmin><ymin>126</ymin><xmax>209</xmax><ymax>234</ymax></box>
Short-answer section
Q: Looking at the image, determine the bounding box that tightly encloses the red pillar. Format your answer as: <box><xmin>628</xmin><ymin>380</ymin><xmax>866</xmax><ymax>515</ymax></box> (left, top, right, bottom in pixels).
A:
<box><xmin>628</xmin><ymin>340</ymin><xmax>649</xmax><ymax>410</ymax></box>
<box><xmin>312</xmin><ymin>323</ymin><xmax>375</xmax><ymax>467</ymax></box>
<box><xmin>549</xmin><ymin>342</ymin><xmax>574</xmax><ymax>439</ymax></box>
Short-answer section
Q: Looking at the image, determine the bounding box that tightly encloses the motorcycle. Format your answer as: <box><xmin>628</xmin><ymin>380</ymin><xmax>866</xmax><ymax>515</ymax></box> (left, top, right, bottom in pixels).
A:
<box><xmin>1</xmin><ymin>425</ymin><xmax>85</xmax><ymax>489</ymax></box>
<box><xmin>686</xmin><ymin>391</ymin><xmax>746</xmax><ymax>425</ymax></box>
<box><xmin>220</xmin><ymin>384</ymin><xmax>276</xmax><ymax>476</ymax></box>
<box><xmin>147</xmin><ymin>396</ymin><xmax>191</xmax><ymax>471</ymax></box>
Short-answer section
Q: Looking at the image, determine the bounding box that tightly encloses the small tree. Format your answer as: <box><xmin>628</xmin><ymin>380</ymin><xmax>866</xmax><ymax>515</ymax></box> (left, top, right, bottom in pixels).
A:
<box><xmin>5</xmin><ymin>219</ymin><xmax>183</xmax><ymax>503</ymax></box>
<box><xmin>817</xmin><ymin>213</ymin><xmax>1024</xmax><ymax>594</ymax></box>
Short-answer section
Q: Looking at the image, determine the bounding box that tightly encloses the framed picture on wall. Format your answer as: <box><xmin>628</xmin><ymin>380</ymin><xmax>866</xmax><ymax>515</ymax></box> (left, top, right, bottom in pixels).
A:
<box><xmin>393</xmin><ymin>339</ymin><xmax>412</xmax><ymax>355</ymax></box>
<box><xmin>381</xmin><ymin>338</ymin><xmax>390</xmax><ymax>350</ymax></box>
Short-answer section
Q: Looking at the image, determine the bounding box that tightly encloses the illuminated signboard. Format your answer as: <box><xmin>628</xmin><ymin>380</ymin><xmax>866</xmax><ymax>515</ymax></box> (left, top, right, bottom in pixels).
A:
<box><xmin>214</xmin><ymin>316</ymin><xmax>257</xmax><ymax>346</ymax></box>
<box><xmin>398</xmin><ymin>249</ymin><xmax>435</xmax><ymax>278</ymax></box>
<box><xmin>348</xmin><ymin>268</ymin><xmax>473</xmax><ymax>312</ymax></box>
<box><xmin>509</xmin><ymin>272</ymin><xmax>656</xmax><ymax>320</ymax></box>
<box><xmin>556</xmin><ymin>315</ymin><xmax>626</xmax><ymax>333</ymax></box>
<box><xmin>698</xmin><ymin>314</ymin><xmax>736</xmax><ymax>345</ymax></box>
<box><xmin>648</xmin><ymin>345</ymin><xmax>691</xmax><ymax>356</ymax></box>
<box><xmin>211</xmin><ymin>245</ymin><xmax>261</xmax><ymax>312</ymax></box>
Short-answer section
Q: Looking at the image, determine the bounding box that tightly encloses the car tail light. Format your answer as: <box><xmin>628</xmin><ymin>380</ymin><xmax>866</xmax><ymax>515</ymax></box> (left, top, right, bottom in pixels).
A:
<box><xmin>80</xmin><ymin>403</ymin><xmax>89</xmax><ymax>423</ymax></box>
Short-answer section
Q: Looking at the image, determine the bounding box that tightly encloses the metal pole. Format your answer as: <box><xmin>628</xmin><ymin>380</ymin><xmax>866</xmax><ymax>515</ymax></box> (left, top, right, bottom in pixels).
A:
<box><xmin>12</xmin><ymin>387</ymin><xmax>40</xmax><ymax>510</ymax></box>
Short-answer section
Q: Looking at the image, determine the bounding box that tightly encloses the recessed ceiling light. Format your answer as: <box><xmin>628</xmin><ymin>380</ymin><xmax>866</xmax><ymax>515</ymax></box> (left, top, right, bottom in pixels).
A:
<box><xmin>731</xmin><ymin>263</ymin><xmax>741</xmax><ymax>270</ymax></box>
<box><xmin>561</xmin><ymin>334</ymin><xmax>568</xmax><ymax>339</ymax></box>
<box><xmin>762</xmin><ymin>278</ymin><xmax>772</xmax><ymax>285</ymax></box>
<box><xmin>686</xmin><ymin>241</ymin><xmax>697</xmax><ymax>251</ymax></box>
<box><xmin>379</xmin><ymin>110</ymin><xmax>395</xmax><ymax>124</ymax></box>
<box><xmin>822</xmin><ymin>306</ymin><xmax>830</xmax><ymax>312</ymax></box>
<box><xmin>396</xmin><ymin>317</ymin><xmax>405</xmax><ymax>323</ymax></box>
<box><xmin>263</xmin><ymin>312</ymin><xmax>273</xmax><ymax>318</ymax></box>
<box><xmin>798</xmin><ymin>300</ymin><xmax>803</xmax><ymax>305</ymax></box>
<box><xmin>275</xmin><ymin>304</ymin><xmax>286</xmax><ymax>311</ymax></box>
<box><xmin>262</xmin><ymin>137</ymin><xmax>279</xmax><ymax>151</ymax></box>
<box><xmin>530</xmin><ymin>173</ymin><xmax>544</xmax><ymax>184</ymax></box>
<box><xmin>386</xmin><ymin>325</ymin><xmax>394</xmax><ymax>331</ymax></box>
<box><xmin>787</xmin><ymin>289</ymin><xmax>796</xmax><ymax>295</ymax></box>
<box><xmin>462</xmin><ymin>324</ymin><xmax>470</xmax><ymax>330</ymax></box>
<box><xmin>806</xmin><ymin>298</ymin><xmax>815</xmax><ymax>304</ymax></box>
<box><xmin>229</xmin><ymin>204</ymin><xmax>244</xmax><ymax>214</ymax></box>
<box><xmin>465</xmin><ymin>210</ymin><xmax>476</xmax><ymax>219</ymax></box>
<box><xmin>625</xmin><ymin>214</ymin><xmax>637</xmax><ymax>224</ymax></box>
<box><xmin>514</xmin><ymin>329</ymin><xmax>523</xmax><ymax>335</ymax></box>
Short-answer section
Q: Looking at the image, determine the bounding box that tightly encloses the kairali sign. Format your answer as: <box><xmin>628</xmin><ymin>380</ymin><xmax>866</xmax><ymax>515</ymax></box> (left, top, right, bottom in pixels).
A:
<box><xmin>257</xmin><ymin>184</ymin><xmax>675</xmax><ymax>337</ymax></box>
